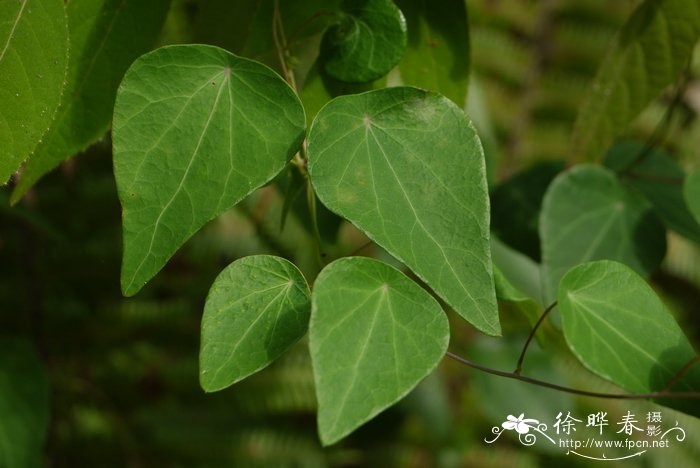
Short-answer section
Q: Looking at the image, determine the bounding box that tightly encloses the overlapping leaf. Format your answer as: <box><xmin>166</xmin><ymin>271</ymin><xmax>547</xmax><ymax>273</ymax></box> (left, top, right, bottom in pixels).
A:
<box><xmin>321</xmin><ymin>0</ymin><xmax>407</xmax><ymax>83</ymax></box>
<box><xmin>0</xmin><ymin>339</ymin><xmax>49</xmax><ymax>468</ymax></box>
<box><xmin>394</xmin><ymin>0</ymin><xmax>470</xmax><ymax>106</ymax></box>
<box><xmin>684</xmin><ymin>167</ymin><xmax>700</xmax><ymax>226</ymax></box>
<box><xmin>113</xmin><ymin>45</ymin><xmax>306</xmax><ymax>296</ymax></box>
<box><xmin>0</xmin><ymin>0</ymin><xmax>68</xmax><ymax>184</ymax></box>
<box><xmin>310</xmin><ymin>257</ymin><xmax>449</xmax><ymax>445</ymax></box>
<box><xmin>11</xmin><ymin>0</ymin><xmax>170</xmax><ymax>203</ymax></box>
<box><xmin>200</xmin><ymin>255</ymin><xmax>311</xmax><ymax>392</ymax></box>
<box><xmin>540</xmin><ymin>165</ymin><xmax>666</xmax><ymax>301</ymax></box>
<box><xmin>559</xmin><ymin>260</ymin><xmax>700</xmax><ymax>416</ymax></box>
<box><xmin>604</xmin><ymin>141</ymin><xmax>700</xmax><ymax>244</ymax></box>
<box><xmin>570</xmin><ymin>0</ymin><xmax>700</xmax><ymax>162</ymax></box>
<box><xmin>307</xmin><ymin>87</ymin><xmax>499</xmax><ymax>335</ymax></box>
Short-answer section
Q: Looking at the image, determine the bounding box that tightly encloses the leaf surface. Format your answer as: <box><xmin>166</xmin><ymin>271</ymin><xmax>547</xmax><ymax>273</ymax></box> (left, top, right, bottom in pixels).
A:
<box><xmin>11</xmin><ymin>0</ymin><xmax>170</xmax><ymax>202</ymax></box>
<box><xmin>0</xmin><ymin>339</ymin><xmax>49</xmax><ymax>468</ymax></box>
<box><xmin>559</xmin><ymin>260</ymin><xmax>700</xmax><ymax>416</ymax></box>
<box><xmin>310</xmin><ymin>257</ymin><xmax>448</xmax><ymax>445</ymax></box>
<box><xmin>113</xmin><ymin>45</ymin><xmax>306</xmax><ymax>296</ymax></box>
<box><xmin>540</xmin><ymin>165</ymin><xmax>665</xmax><ymax>301</ymax></box>
<box><xmin>200</xmin><ymin>255</ymin><xmax>310</xmax><ymax>392</ymax></box>
<box><xmin>684</xmin><ymin>167</ymin><xmax>700</xmax><ymax>226</ymax></box>
<box><xmin>321</xmin><ymin>0</ymin><xmax>407</xmax><ymax>83</ymax></box>
<box><xmin>0</xmin><ymin>0</ymin><xmax>67</xmax><ymax>184</ymax></box>
<box><xmin>308</xmin><ymin>87</ymin><xmax>499</xmax><ymax>335</ymax></box>
<box><xmin>570</xmin><ymin>0</ymin><xmax>700</xmax><ymax>162</ymax></box>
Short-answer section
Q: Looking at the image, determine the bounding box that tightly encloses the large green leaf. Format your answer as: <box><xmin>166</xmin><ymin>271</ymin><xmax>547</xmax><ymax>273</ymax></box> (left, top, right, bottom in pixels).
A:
<box><xmin>307</xmin><ymin>87</ymin><xmax>499</xmax><ymax>335</ymax></box>
<box><xmin>394</xmin><ymin>0</ymin><xmax>470</xmax><ymax>106</ymax></box>
<box><xmin>0</xmin><ymin>339</ymin><xmax>49</xmax><ymax>468</ymax></box>
<box><xmin>113</xmin><ymin>45</ymin><xmax>306</xmax><ymax>296</ymax></box>
<box><xmin>540</xmin><ymin>165</ymin><xmax>666</xmax><ymax>301</ymax></box>
<box><xmin>0</xmin><ymin>0</ymin><xmax>68</xmax><ymax>184</ymax></box>
<box><xmin>604</xmin><ymin>140</ymin><xmax>700</xmax><ymax>244</ymax></box>
<box><xmin>559</xmin><ymin>260</ymin><xmax>700</xmax><ymax>416</ymax></box>
<box><xmin>11</xmin><ymin>0</ymin><xmax>170</xmax><ymax>203</ymax></box>
<box><xmin>684</xmin><ymin>167</ymin><xmax>700</xmax><ymax>226</ymax></box>
<box><xmin>310</xmin><ymin>257</ymin><xmax>449</xmax><ymax>445</ymax></box>
<box><xmin>570</xmin><ymin>0</ymin><xmax>700</xmax><ymax>163</ymax></box>
<box><xmin>320</xmin><ymin>0</ymin><xmax>407</xmax><ymax>83</ymax></box>
<box><xmin>199</xmin><ymin>255</ymin><xmax>310</xmax><ymax>392</ymax></box>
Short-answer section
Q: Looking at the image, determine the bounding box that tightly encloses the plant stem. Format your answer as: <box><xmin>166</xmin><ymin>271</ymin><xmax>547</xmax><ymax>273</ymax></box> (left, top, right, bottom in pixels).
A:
<box><xmin>514</xmin><ymin>301</ymin><xmax>557</xmax><ymax>375</ymax></box>
<box><xmin>661</xmin><ymin>355</ymin><xmax>700</xmax><ymax>392</ymax></box>
<box><xmin>446</xmin><ymin>351</ymin><xmax>700</xmax><ymax>400</ymax></box>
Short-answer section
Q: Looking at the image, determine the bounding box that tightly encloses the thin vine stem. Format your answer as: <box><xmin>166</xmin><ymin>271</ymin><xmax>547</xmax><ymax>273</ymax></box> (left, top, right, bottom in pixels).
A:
<box><xmin>662</xmin><ymin>355</ymin><xmax>700</xmax><ymax>392</ymax></box>
<box><xmin>514</xmin><ymin>301</ymin><xmax>557</xmax><ymax>375</ymax></box>
<box><xmin>446</xmin><ymin>351</ymin><xmax>700</xmax><ymax>400</ymax></box>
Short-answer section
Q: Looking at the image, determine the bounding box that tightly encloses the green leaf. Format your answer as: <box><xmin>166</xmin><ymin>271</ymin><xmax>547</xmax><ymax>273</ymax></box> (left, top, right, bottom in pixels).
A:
<box><xmin>490</xmin><ymin>160</ymin><xmax>564</xmax><ymax>262</ymax></box>
<box><xmin>199</xmin><ymin>255</ymin><xmax>311</xmax><ymax>392</ymax></box>
<box><xmin>310</xmin><ymin>257</ymin><xmax>449</xmax><ymax>445</ymax></box>
<box><xmin>0</xmin><ymin>0</ymin><xmax>68</xmax><ymax>184</ymax></box>
<box><xmin>0</xmin><ymin>339</ymin><xmax>49</xmax><ymax>468</ymax></box>
<box><xmin>307</xmin><ymin>87</ymin><xmax>499</xmax><ymax>335</ymax></box>
<box><xmin>570</xmin><ymin>0</ymin><xmax>700</xmax><ymax>162</ymax></box>
<box><xmin>321</xmin><ymin>0</ymin><xmax>407</xmax><ymax>83</ymax></box>
<box><xmin>113</xmin><ymin>45</ymin><xmax>306</xmax><ymax>296</ymax></box>
<box><xmin>604</xmin><ymin>140</ymin><xmax>700</xmax><ymax>244</ymax></box>
<box><xmin>10</xmin><ymin>0</ymin><xmax>171</xmax><ymax>203</ymax></box>
<box><xmin>684</xmin><ymin>167</ymin><xmax>700</xmax><ymax>226</ymax></box>
<box><xmin>394</xmin><ymin>0</ymin><xmax>470</xmax><ymax>106</ymax></box>
<box><xmin>540</xmin><ymin>165</ymin><xmax>666</xmax><ymax>302</ymax></box>
<box><xmin>558</xmin><ymin>260</ymin><xmax>700</xmax><ymax>415</ymax></box>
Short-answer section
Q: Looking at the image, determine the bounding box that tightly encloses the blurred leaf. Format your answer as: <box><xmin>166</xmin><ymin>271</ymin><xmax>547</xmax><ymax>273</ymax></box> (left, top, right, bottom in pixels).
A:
<box><xmin>570</xmin><ymin>0</ymin><xmax>700</xmax><ymax>162</ymax></box>
<box><xmin>307</xmin><ymin>87</ymin><xmax>499</xmax><ymax>335</ymax></box>
<box><xmin>604</xmin><ymin>141</ymin><xmax>700</xmax><ymax>244</ymax></box>
<box><xmin>394</xmin><ymin>0</ymin><xmax>470</xmax><ymax>106</ymax></box>
<box><xmin>11</xmin><ymin>0</ymin><xmax>171</xmax><ymax>202</ymax></box>
<box><xmin>0</xmin><ymin>339</ymin><xmax>49</xmax><ymax>468</ymax></box>
<box><xmin>321</xmin><ymin>0</ymin><xmax>407</xmax><ymax>83</ymax></box>
<box><xmin>113</xmin><ymin>45</ymin><xmax>305</xmax><ymax>296</ymax></box>
<box><xmin>558</xmin><ymin>260</ymin><xmax>700</xmax><ymax>417</ymax></box>
<box><xmin>200</xmin><ymin>256</ymin><xmax>310</xmax><ymax>392</ymax></box>
<box><xmin>684</xmin><ymin>167</ymin><xmax>700</xmax><ymax>226</ymax></box>
<box><xmin>540</xmin><ymin>165</ymin><xmax>666</xmax><ymax>301</ymax></box>
<box><xmin>310</xmin><ymin>257</ymin><xmax>448</xmax><ymax>445</ymax></box>
<box><xmin>0</xmin><ymin>0</ymin><xmax>67</xmax><ymax>184</ymax></box>
<box><xmin>490</xmin><ymin>160</ymin><xmax>564</xmax><ymax>261</ymax></box>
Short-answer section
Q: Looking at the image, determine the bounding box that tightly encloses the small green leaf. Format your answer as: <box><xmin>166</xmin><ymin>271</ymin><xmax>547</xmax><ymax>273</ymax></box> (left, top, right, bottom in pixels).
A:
<box><xmin>308</xmin><ymin>87</ymin><xmax>499</xmax><ymax>335</ymax></box>
<box><xmin>0</xmin><ymin>0</ymin><xmax>68</xmax><ymax>184</ymax></box>
<box><xmin>199</xmin><ymin>255</ymin><xmax>311</xmax><ymax>392</ymax></box>
<box><xmin>684</xmin><ymin>167</ymin><xmax>700</xmax><ymax>226</ymax></box>
<box><xmin>0</xmin><ymin>339</ymin><xmax>49</xmax><ymax>468</ymax></box>
<box><xmin>604</xmin><ymin>141</ymin><xmax>700</xmax><ymax>244</ymax></box>
<box><xmin>570</xmin><ymin>0</ymin><xmax>700</xmax><ymax>162</ymax></box>
<box><xmin>11</xmin><ymin>0</ymin><xmax>170</xmax><ymax>203</ymax></box>
<box><xmin>113</xmin><ymin>45</ymin><xmax>306</xmax><ymax>296</ymax></box>
<box><xmin>310</xmin><ymin>257</ymin><xmax>449</xmax><ymax>445</ymax></box>
<box><xmin>540</xmin><ymin>165</ymin><xmax>666</xmax><ymax>301</ymax></box>
<box><xmin>394</xmin><ymin>0</ymin><xmax>470</xmax><ymax>106</ymax></box>
<box><xmin>321</xmin><ymin>0</ymin><xmax>407</xmax><ymax>83</ymax></box>
<box><xmin>559</xmin><ymin>260</ymin><xmax>700</xmax><ymax>415</ymax></box>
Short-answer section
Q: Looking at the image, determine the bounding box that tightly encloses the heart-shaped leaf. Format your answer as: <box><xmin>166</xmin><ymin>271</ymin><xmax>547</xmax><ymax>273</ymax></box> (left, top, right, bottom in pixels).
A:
<box><xmin>540</xmin><ymin>165</ymin><xmax>666</xmax><ymax>301</ymax></box>
<box><xmin>321</xmin><ymin>0</ymin><xmax>407</xmax><ymax>83</ymax></box>
<box><xmin>0</xmin><ymin>0</ymin><xmax>68</xmax><ymax>184</ymax></box>
<box><xmin>113</xmin><ymin>44</ymin><xmax>306</xmax><ymax>296</ymax></box>
<box><xmin>200</xmin><ymin>255</ymin><xmax>311</xmax><ymax>392</ymax></box>
<box><xmin>558</xmin><ymin>260</ymin><xmax>700</xmax><ymax>416</ymax></box>
<box><xmin>11</xmin><ymin>0</ymin><xmax>170</xmax><ymax>203</ymax></box>
<box><xmin>307</xmin><ymin>87</ymin><xmax>499</xmax><ymax>335</ymax></box>
<box><xmin>310</xmin><ymin>257</ymin><xmax>449</xmax><ymax>445</ymax></box>
<box><xmin>684</xmin><ymin>167</ymin><xmax>700</xmax><ymax>226</ymax></box>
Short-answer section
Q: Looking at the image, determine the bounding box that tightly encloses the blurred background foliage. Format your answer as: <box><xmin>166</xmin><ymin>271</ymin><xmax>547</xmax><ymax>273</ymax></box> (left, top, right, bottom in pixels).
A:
<box><xmin>2</xmin><ymin>0</ymin><xmax>700</xmax><ymax>466</ymax></box>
